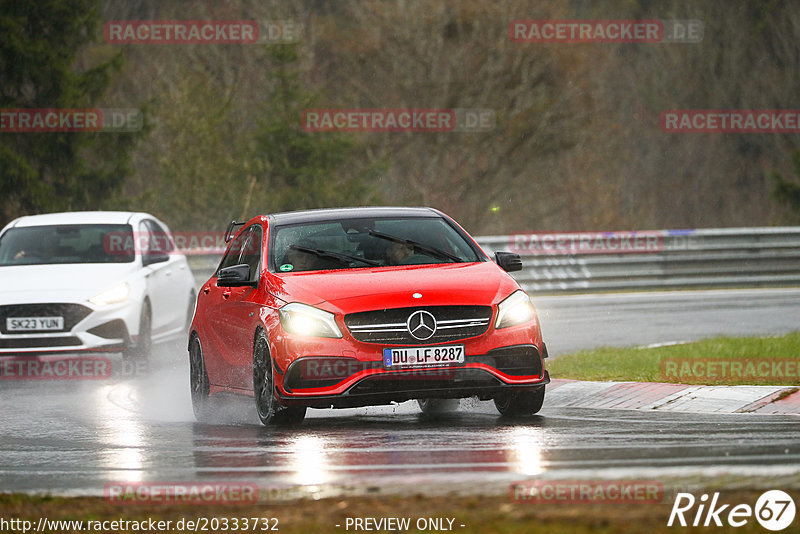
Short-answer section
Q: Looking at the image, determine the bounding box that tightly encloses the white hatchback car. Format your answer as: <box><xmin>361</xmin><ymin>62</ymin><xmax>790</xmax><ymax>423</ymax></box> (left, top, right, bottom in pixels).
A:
<box><xmin>0</xmin><ymin>211</ymin><xmax>196</xmax><ymax>359</ymax></box>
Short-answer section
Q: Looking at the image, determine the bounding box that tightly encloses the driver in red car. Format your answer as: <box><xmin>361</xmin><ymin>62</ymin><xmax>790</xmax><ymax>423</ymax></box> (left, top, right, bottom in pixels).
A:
<box><xmin>386</xmin><ymin>241</ymin><xmax>428</xmax><ymax>265</ymax></box>
<box><xmin>284</xmin><ymin>246</ymin><xmax>318</xmax><ymax>272</ymax></box>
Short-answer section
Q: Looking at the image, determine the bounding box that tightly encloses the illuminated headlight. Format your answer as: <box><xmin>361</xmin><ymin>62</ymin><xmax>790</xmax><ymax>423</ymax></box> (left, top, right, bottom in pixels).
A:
<box><xmin>279</xmin><ymin>303</ymin><xmax>342</xmax><ymax>338</ymax></box>
<box><xmin>89</xmin><ymin>282</ymin><xmax>130</xmax><ymax>306</ymax></box>
<box><xmin>495</xmin><ymin>290</ymin><xmax>535</xmax><ymax>329</ymax></box>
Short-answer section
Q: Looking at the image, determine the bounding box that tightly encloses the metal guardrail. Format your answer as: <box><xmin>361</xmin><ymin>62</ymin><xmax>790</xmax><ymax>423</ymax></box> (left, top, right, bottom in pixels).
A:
<box><xmin>186</xmin><ymin>227</ymin><xmax>800</xmax><ymax>294</ymax></box>
<box><xmin>478</xmin><ymin>227</ymin><xmax>800</xmax><ymax>293</ymax></box>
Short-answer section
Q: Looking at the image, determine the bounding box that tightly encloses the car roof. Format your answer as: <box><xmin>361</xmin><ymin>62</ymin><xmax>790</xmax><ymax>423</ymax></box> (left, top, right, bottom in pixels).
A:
<box><xmin>8</xmin><ymin>211</ymin><xmax>148</xmax><ymax>228</ymax></box>
<box><xmin>266</xmin><ymin>206</ymin><xmax>443</xmax><ymax>226</ymax></box>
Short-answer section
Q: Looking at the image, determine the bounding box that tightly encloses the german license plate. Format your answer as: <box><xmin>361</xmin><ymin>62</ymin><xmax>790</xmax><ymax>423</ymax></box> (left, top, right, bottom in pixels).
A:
<box><xmin>383</xmin><ymin>345</ymin><xmax>465</xmax><ymax>369</ymax></box>
<box><xmin>6</xmin><ymin>317</ymin><xmax>64</xmax><ymax>331</ymax></box>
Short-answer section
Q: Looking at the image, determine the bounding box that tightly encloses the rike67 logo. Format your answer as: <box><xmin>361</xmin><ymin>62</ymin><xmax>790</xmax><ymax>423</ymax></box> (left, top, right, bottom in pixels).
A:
<box><xmin>668</xmin><ymin>490</ymin><xmax>796</xmax><ymax>531</ymax></box>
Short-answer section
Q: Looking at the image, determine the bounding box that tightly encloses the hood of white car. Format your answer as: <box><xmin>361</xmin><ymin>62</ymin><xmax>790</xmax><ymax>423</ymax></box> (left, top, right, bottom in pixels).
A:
<box><xmin>0</xmin><ymin>264</ymin><xmax>138</xmax><ymax>304</ymax></box>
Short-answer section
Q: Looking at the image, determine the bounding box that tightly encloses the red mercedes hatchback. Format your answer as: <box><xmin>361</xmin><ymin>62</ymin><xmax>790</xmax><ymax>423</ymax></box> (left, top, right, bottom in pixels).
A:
<box><xmin>189</xmin><ymin>207</ymin><xmax>549</xmax><ymax>425</ymax></box>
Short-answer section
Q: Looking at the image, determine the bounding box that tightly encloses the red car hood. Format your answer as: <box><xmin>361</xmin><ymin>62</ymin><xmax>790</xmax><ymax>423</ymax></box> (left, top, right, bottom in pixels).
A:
<box><xmin>271</xmin><ymin>262</ymin><xmax>519</xmax><ymax>314</ymax></box>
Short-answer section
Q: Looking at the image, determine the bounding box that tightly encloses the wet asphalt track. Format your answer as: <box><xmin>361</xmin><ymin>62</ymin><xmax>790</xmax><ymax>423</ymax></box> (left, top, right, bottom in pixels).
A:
<box><xmin>536</xmin><ymin>287</ymin><xmax>800</xmax><ymax>354</ymax></box>
<box><xmin>1</xmin><ymin>288</ymin><xmax>799</xmax><ymax>497</ymax></box>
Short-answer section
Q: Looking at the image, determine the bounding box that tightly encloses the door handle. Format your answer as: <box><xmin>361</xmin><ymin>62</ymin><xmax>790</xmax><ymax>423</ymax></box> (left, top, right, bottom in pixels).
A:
<box><xmin>203</xmin><ymin>287</ymin><xmax>210</xmax><ymax>294</ymax></box>
<box><xmin>222</xmin><ymin>292</ymin><xmax>230</xmax><ymax>299</ymax></box>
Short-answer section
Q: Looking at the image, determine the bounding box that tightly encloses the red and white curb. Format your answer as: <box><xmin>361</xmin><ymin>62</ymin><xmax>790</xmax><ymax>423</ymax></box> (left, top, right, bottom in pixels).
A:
<box><xmin>546</xmin><ymin>379</ymin><xmax>799</xmax><ymax>415</ymax></box>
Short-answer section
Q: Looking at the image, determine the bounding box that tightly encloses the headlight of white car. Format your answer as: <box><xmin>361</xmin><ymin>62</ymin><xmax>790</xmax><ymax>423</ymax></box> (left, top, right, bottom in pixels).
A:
<box><xmin>279</xmin><ymin>302</ymin><xmax>343</xmax><ymax>338</ymax></box>
<box><xmin>495</xmin><ymin>290</ymin><xmax>535</xmax><ymax>329</ymax></box>
<box><xmin>89</xmin><ymin>282</ymin><xmax>131</xmax><ymax>306</ymax></box>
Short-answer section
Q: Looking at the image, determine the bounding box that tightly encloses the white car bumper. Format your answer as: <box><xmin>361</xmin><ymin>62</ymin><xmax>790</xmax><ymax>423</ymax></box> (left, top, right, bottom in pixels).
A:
<box><xmin>0</xmin><ymin>299</ymin><xmax>141</xmax><ymax>355</ymax></box>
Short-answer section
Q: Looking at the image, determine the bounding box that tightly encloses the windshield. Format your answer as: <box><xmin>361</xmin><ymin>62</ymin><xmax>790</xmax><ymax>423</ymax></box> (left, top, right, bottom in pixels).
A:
<box><xmin>0</xmin><ymin>224</ymin><xmax>135</xmax><ymax>266</ymax></box>
<box><xmin>271</xmin><ymin>217</ymin><xmax>481</xmax><ymax>273</ymax></box>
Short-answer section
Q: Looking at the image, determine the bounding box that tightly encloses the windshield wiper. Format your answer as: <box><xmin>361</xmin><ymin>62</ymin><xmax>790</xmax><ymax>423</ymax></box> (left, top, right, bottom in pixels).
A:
<box><xmin>367</xmin><ymin>230</ymin><xmax>463</xmax><ymax>263</ymax></box>
<box><xmin>288</xmin><ymin>245</ymin><xmax>381</xmax><ymax>267</ymax></box>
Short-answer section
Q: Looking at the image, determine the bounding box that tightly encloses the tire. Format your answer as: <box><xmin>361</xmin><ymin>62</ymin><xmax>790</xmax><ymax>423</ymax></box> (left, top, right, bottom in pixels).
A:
<box><xmin>253</xmin><ymin>331</ymin><xmax>306</xmax><ymax>426</ymax></box>
<box><xmin>124</xmin><ymin>301</ymin><xmax>151</xmax><ymax>361</ymax></box>
<box><xmin>493</xmin><ymin>386</ymin><xmax>545</xmax><ymax>417</ymax></box>
<box><xmin>417</xmin><ymin>398</ymin><xmax>460</xmax><ymax>415</ymax></box>
<box><xmin>189</xmin><ymin>334</ymin><xmax>211</xmax><ymax>422</ymax></box>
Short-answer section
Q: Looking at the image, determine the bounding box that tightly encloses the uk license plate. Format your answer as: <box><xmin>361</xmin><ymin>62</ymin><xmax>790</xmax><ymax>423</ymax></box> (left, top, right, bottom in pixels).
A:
<box><xmin>6</xmin><ymin>317</ymin><xmax>64</xmax><ymax>331</ymax></box>
<box><xmin>383</xmin><ymin>345</ymin><xmax>465</xmax><ymax>369</ymax></box>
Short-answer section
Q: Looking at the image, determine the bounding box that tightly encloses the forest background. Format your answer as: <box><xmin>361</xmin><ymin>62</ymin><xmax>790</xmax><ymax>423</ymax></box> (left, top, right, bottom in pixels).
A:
<box><xmin>2</xmin><ymin>0</ymin><xmax>800</xmax><ymax>236</ymax></box>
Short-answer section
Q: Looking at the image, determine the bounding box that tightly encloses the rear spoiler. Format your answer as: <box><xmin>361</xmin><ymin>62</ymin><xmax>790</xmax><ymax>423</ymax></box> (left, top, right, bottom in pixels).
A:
<box><xmin>223</xmin><ymin>220</ymin><xmax>246</xmax><ymax>243</ymax></box>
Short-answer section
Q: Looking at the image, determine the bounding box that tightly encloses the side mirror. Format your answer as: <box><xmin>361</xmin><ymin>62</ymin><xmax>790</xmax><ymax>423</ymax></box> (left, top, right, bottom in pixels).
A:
<box><xmin>217</xmin><ymin>263</ymin><xmax>257</xmax><ymax>287</ymax></box>
<box><xmin>142</xmin><ymin>252</ymin><xmax>169</xmax><ymax>266</ymax></box>
<box><xmin>495</xmin><ymin>251</ymin><xmax>522</xmax><ymax>272</ymax></box>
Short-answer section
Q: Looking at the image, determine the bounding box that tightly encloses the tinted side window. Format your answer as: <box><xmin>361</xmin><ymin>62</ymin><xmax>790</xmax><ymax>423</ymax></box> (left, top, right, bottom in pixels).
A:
<box><xmin>240</xmin><ymin>225</ymin><xmax>262</xmax><ymax>282</ymax></box>
<box><xmin>217</xmin><ymin>229</ymin><xmax>249</xmax><ymax>273</ymax></box>
<box><xmin>217</xmin><ymin>225</ymin><xmax>261</xmax><ymax>281</ymax></box>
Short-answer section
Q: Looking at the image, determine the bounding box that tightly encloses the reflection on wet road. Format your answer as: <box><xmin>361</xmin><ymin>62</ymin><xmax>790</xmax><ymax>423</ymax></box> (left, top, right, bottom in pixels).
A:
<box><xmin>1</xmin><ymin>352</ymin><xmax>798</xmax><ymax>497</ymax></box>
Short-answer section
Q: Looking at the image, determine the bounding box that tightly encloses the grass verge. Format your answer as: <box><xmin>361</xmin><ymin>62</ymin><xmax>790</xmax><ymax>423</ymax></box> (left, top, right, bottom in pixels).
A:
<box><xmin>0</xmin><ymin>492</ymin><xmax>789</xmax><ymax>534</ymax></box>
<box><xmin>547</xmin><ymin>332</ymin><xmax>800</xmax><ymax>385</ymax></box>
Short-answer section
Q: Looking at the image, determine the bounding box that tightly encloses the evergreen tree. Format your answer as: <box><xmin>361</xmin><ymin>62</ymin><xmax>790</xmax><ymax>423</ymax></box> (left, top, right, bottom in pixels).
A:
<box><xmin>0</xmin><ymin>0</ymin><xmax>138</xmax><ymax>223</ymax></box>
<box><xmin>247</xmin><ymin>45</ymin><xmax>383</xmax><ymax>215</ymax></box>
<box><xmin>771</xmin><ymin>151</ymin><xmax>800</xmax><ymax>222</ymax></box>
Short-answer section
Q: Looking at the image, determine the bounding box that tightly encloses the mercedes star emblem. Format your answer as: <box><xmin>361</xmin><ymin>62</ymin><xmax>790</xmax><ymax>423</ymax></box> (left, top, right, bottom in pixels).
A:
<box><xmin>406</xmin><ymin>310</ymin><xmax>437</xmax><ymax>340</ymax></box>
